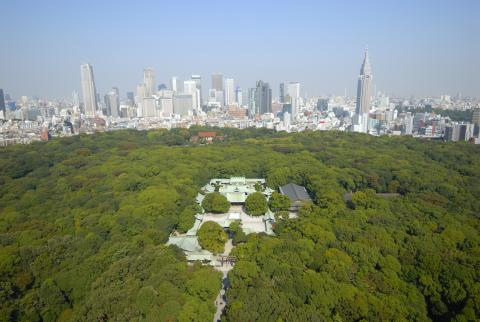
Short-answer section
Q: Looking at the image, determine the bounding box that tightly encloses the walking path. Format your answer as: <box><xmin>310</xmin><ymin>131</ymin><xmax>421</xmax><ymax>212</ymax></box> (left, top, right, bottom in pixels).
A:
<box><xmin>212</xmin><ymin>239</ymin><xmax>235</xmax><ymax>322</ymax></box>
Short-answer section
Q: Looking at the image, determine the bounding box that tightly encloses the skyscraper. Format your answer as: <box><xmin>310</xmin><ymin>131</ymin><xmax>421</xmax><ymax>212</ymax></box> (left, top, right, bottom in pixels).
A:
<box><xmin>354</xmin><ymin>49</ymin><xmax>373</xmax><ymax>133</ymax></box>
<box><xmin>0</xmin><ymin>89</ymin><xmax>7</xmax><ymax>119</ymax></box>
<box><xmin>287</xmin><ymin>82</ymin><xmax>300</xmax><ymax>100</ymax></box>
<box><xmin>279</xmin><ymin>83</ymin><xmax>286</xmax><ymax>103</ymax></box>
<box><xmin>191</xmin><ymin>75</ymin><xmax>202</xmax><ymax>106</ymax></box>
<box><xmin>248</xmin><ymin>88</ymin><xmax>257</xmax><ymax>116</ymax></box>
<box><xmin>104</xmin><ymin>87</ymin><xmax>120</xmax><ymax>117</ymax></box>
<box><xmin>72</xmin><ymin>91</ymin><xmax>80</xmax><ymax>107</ymax></box>
<box><xmin>80</xmin><ymin>63</ymin><xmax>98</xmax><ymax>117</ymax></box>
<box><xmin>173</xmin><ymin>94</ymin><xmax>194</xmax><ymax>116</ymax></box>
<box><xmin>183</xmin><ymin>80</ymin><xmax>200</xmax><ymax>110</ymax></box>
<box><xmin>224</xmin><ymin>78</ymin><xmax>235</xmax><ymax>106</ymax></box>
<box><xmin>254</xmin><ymin>80</ymin><xmax>272</xmax><ymax>115</ymax></box>
<box><xmin>126</xmin><ymin>92</ymin><xmax>135</xmax><ymax>107</ymax></box>
<box><xmin>235</xmin><ymin>87</ymin><xmax>243</xmax><ymax>106</ymax></box>
<box><xmin>136</xmin><ymin>83</ymin><xmax>147</xmax><ymax>104</ymax></box>
<box><xmin>144</xmin><ymin>68</ymin><xmax>156</xmax><ymax>97</ymax></box>
<box><xmin>212</xmin><ymin>73</ymin><xmax>224</xmax><ymax>91</ymax></box>
<box><xmin>171</xmin><ymin>76</ymin><xmax>179</xmax><ymax>92</ymax></box>
<box><xmin>287</xmin><ymin>81</ymin><xmax>300</xmax><ymax>118</ymax></box>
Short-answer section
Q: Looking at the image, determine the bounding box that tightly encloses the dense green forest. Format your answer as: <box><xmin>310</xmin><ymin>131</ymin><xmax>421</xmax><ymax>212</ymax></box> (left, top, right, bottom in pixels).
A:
<box><xmin>0</xmin><ymin>127</ymin><xmax>479</xmax><ymax>321</ymax></box>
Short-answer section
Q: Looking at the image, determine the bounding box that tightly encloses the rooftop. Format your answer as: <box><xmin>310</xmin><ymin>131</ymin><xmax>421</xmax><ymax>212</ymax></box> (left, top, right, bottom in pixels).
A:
<box><xmin>279</xmin><ymin>183</ymin><xmax>312</xmax><ymax>202</ymax></box>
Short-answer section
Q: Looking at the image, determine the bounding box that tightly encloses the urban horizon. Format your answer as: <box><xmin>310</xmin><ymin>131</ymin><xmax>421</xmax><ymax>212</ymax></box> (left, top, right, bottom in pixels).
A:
<box><xmin>1</xmin><ymin>47</ymin><xmax>479</xmax><ymax>147</ymax></box>
<box><xmin>2</xmin><ymin>57</ymin><xmax>479</xmax><ymax>103</ymax></box>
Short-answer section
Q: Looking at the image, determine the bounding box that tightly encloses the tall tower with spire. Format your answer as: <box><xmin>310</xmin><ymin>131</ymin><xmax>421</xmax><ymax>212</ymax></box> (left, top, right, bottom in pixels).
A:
<box><xmin>80</xmin><ymin>63</ymin><xmax>98</xmax><ymax>117</ymax></box>
<box><xmin>354</xmin><ymin>49</ymin><xmax>373</xmax><ymax>132</ymax></box>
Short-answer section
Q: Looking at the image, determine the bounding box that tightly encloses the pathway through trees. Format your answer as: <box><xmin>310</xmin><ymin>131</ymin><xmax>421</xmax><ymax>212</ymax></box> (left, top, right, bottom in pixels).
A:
<box><xmin>213</xmin><ymin>239</ymin><xmax>235</xmax><ymax>322</ymax></box>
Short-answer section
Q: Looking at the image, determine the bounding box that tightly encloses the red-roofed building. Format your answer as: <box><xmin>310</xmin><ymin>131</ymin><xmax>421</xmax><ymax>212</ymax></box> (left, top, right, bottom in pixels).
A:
<box><xmin>198</xmin><ymin>131</ymin><xmax>217</xmax><ymax>138</ymax></box>
<box><xmin>191</xmin><ymin>131</ymin><xmax>224</xmax><ymax>144</ymax></box>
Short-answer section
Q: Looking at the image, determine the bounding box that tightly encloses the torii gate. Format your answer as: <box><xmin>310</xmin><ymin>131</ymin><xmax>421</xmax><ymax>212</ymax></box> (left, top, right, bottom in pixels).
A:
<box><xmin>217</xmin><ymin>255</ymin><xmax>237</xmax><ymax>267</ymax></box>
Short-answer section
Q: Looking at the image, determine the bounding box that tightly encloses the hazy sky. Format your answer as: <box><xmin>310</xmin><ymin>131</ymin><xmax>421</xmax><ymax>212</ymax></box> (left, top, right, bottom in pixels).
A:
<box><xmin>1</xmin><ymin>0</ymin><xmax>479</xmax><ymax>100</ymax></box>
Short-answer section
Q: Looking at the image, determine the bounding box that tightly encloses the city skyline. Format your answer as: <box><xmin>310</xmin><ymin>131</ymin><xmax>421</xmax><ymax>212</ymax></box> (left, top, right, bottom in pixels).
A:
<box><xmin>1</xmin><ymin>0</ymin><xmax>479</xmax><ymax>99</ymax></box>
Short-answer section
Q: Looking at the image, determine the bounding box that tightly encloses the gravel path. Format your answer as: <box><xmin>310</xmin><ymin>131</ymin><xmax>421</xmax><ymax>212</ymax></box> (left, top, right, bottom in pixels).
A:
<box><xmin>213</xmin><ymin>239</ymin><xmax>235</xmax><ymax>322</ymax></box>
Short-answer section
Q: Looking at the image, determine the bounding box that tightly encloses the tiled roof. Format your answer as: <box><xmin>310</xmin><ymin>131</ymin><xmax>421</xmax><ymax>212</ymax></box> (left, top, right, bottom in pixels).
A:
<box><xmin>279</xmin><ymin>183</ymin><xmax>311</xmax><ymax>202</ymax></box>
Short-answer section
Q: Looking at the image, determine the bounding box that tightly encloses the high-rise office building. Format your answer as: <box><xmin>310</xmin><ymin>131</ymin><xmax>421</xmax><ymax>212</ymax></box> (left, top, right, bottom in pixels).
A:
<box><xmin>142</xmin><ymin>97</ymin><xmax>157</xmax><ymax>117</ymax></box>
<box><xmin>72</xmin><ymin>91</ymin><xmax>80</xmax><ymax>107</ymax></box>
<box><xmin>405</xmin><ymin>112</ymin><xmax>414</xmax><ymax>135</ymax></box>
<box><xmin>171</xmin><ymin>76</ymin><xmax>179</xmax><ymax>92</ymax></box>
<box><xmin>248</xmin><ymin>88</ymin><xmax>257</xmax><ymax>116</ymax></box>
<box><xmin>354</xmin><ymin>49</ymin><xmax>373</xmax><ymax>133</ymax></box>
<box><xmin>212</xmin><ymin>73</ymin><xmax>224</xmax><ymax>91</ymax></box>
<box><xmin>235</xmin><ymin>87</ymin><xmax>243</xmax><ymax>106</ymax></box>
<box><xmin>287</xmin><ymin>82</ymin><xmax>300</xmax><ymax>99</ymax></box>
<box><xmin>126</xmin><ymin>92</ymin><xmax>135</xmax><ymax>107</ymax></box>
<box><xmin>157</xmin><ymin>92</ymin><xmax>174</xmax><ymax>116</ymax></box>
<box><xmin>224</xmin><ymin>78</ymin><xmax>235</xmax><ymax>106</ymax></box>
<box><xmin>242</xmin><ymin>89</ymin><xmax>249</xmax><ymax>108</ymax></box>
<box><xmin>136</xmin><ymin>83</ymin><xmax>147</xmax><ymax>104</ymax></box>
<box><xmin>173</xmin><ymin>94</ymin><xmax>194</xmax><ymax>116</ymax></box>
<box><xmin>80</xmin><ymin>63</ymin><xmax>98</xmax><ymax>117</ymax></box>
<box><xmin>279</xmin><ymin>81</ymin><xmax>300</xmax><ymax>118</ymax></box>
<box><xmin>183</xmin><ymin>80</ymin><xmax>200</xmax><ymax>110</ymax></box>
<box><xmin>254</xmin><ymin>80</ymin><xmax>272</xmax><ymax>115</ymax></box>
<box><xmin>104</xmin><ymin>87</ymin><xmax>120</xmax><ymax>117</ymax></box>
<box><xmin>287</xmin><ymin>82</ymin><xmax>300</xmax><ymax>118</ymax></box>
<box><xmin>0</xmin><ymin>89</ymin><xmax>5</xmax><ymax>119</ymax></box>
<box><xmin>279</xmin><ymin>83</ymin><xmax>286</xmax><ymax>103</ymax></box>
<box><xmin>191</xmin><ymin>75</ymin><xmax>202</xmax><ymax>106</ymax></box>
<box><xmin>144</xmin><ymin>68</ymin><xmax>156</xmax><ymax>97</ymax></box>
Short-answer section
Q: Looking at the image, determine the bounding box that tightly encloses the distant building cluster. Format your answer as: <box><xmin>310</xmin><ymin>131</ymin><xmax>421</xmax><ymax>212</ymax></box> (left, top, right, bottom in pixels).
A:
<box><xmin>1</xmin><ymin>52</ymin><xmax>480</xmax><ymax>146</ymax></box>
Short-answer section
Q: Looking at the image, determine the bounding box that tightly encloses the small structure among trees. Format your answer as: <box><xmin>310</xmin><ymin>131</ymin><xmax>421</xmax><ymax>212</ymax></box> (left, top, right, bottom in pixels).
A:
<box><xmin>279</xmin><ymin>183</ymin><xmax>312</xmax><ymax>211</ymax></box>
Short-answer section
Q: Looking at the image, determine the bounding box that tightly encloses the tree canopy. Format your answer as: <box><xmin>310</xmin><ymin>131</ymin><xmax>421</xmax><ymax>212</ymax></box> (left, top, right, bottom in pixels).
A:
<box><xmin>229</xmin><ymin>220</ymin><xmax>247</xmax><ymax>245</ymax></box>
<box><xmin>197</xmin><ymin>221</ymin><xmax>228</xmax><ymax>254</ymax></box>
<box><xmin>0</xmin><ymin>127</ymin><xmax>479</xmax><ymax>321</ymax></box>
<box><xmin>201</xmin><ymin>192</ymin><xmax>230</xmax><ymax>214</ymax></box>
<box><xmin>269</xmin><ymin>191</ymin><xmax>291</xmax><ymax>212</ymax></box>
<box><xmin>245</xmin><ymin>192</ymin><xmax>268</xmax><ymax>216</ymax></box>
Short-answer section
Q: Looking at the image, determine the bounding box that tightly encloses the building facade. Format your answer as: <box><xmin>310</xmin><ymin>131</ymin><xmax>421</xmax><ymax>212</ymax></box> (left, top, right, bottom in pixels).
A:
<box><xmin>224</xmin><ymin>78</ymin><xmax>235</xmax><ymax>106</ymax></box>
<box><xmin>354</xmin><ymin>50</ymin><xmax>373</xmax><ymax>133</ymax></box>
<box><xmin>80</xmin><ymin>63</ymin><xmax>98</xmax><ymax>117</ymax></box>
<box><xmin>0</xmin><ymin>89</ymin><xmax>5</xmax><ymax>119</ymax></box>
<box><xmin>211</xmin><ymin>73</ymin><xmax>224</xmax><ymax>91</ymax></box>
<box><xmin>254</xmin><ymin>80</ymin><xmax>272</xmax><ymax>115</ymax></box>
<box><xmin>143</xmin><ymin>68</ymin><xmax>156</xmax><ymax>97</ymax></box>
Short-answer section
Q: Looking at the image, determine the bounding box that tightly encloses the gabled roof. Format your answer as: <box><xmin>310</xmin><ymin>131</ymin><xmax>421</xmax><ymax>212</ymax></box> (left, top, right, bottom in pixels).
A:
<box><xmin>167</xmin><ymin>236</ymin><xmax>202</xmax><ymax>252</ymax></box>
<box><xmin>279</xmin><ymin>183</ymin><xmax>311</xmax><ymax>202</ymax></box>
<box><xmin>198</xmin><ymin>131</ymin><xmax>217</xmax><ymax>138</ymax></box>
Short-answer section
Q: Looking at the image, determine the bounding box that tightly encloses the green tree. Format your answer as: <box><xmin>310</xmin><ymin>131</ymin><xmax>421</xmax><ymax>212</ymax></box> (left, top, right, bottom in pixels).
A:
<box><xmin>269</xmin><ymin>192</ymin><xmax>291</xmax><ymax>212</ymax></box>
<box><xmin>229</xmin><ymin>220</ymin><xmax>247</xmax><ymax>245</ymax></box>
<box><xmin>197</xmin><ymin>221</ymin><xmax>228</xmax><ymax>254</ymax></box>
<box><xmin>245</xmin><ymin>192</ymin><xmax>268</xmax><ymax>216</ymax></box>
<box><xmin>177</xmin><ymin>205</ymin><xmax>199</xmax><ymax>233</ymax></box>
<box><xmin>201</xmin><ymin>192</ymin><xmax>230</xmax><ymax>213</ymax></box>
<box><xmin>39</xmin><ymin>279</ymin><xmax>70</xmax><ymax>322</ymax></box>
